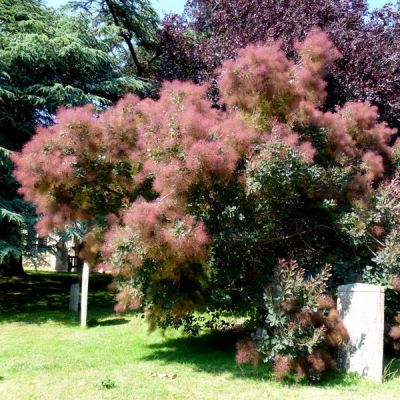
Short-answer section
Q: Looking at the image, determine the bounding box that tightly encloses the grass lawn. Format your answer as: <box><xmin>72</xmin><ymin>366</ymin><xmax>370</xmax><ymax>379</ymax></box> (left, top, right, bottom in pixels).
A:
<box><xmin>1</xmin><ymin>271</ymin><xmax>400</xmax><ymax>400</ymax></box>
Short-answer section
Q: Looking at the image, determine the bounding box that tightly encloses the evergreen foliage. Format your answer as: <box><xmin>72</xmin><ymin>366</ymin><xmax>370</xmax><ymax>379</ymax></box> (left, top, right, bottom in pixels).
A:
<box><xmin>0</xmin><ymin>146</ymin><xmax>37</xmax><ymax>275</ymax></box>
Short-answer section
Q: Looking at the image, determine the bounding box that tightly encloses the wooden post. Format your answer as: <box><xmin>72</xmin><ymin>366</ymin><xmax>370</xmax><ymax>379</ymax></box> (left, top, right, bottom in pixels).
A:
<box><xmin>80</xmin><ymin>262</ymin><xmax>90</xmax><ymax>327</ymax></box>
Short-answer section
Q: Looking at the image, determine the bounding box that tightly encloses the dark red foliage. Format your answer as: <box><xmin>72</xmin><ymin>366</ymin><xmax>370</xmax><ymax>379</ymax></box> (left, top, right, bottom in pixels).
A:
<box><xmin>160</xmin><ymin>0</ymin><xmax>400</xmax><ymax>128</ymax></box>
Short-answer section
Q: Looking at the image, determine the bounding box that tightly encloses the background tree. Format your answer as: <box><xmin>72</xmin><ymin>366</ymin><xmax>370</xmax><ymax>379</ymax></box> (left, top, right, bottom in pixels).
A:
<box><xmin>0</xmin><ymin>147</ymin><xmax>37</xmax><ymax>276</ymax></box>
<box><xmin>0</xmin><ymin>0</ymin><xmax>157</xmax><ymax>275</ymax></box>
<box><xmin>160</xmin><ymin>0</ymin><xmax>400</xmax><ymax>128</ymax></box>
<box><xmin>69</xmin><ymin>0</ymin><xmax>160</xmax><ymax>78</ymax></box>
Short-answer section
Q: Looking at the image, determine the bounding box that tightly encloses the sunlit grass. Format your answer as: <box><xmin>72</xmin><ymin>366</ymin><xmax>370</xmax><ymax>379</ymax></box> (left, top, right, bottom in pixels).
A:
<box><xmin>0</xmin><ymin>271</ymin><xmax>399</xmax><ymax>400</ymax></box>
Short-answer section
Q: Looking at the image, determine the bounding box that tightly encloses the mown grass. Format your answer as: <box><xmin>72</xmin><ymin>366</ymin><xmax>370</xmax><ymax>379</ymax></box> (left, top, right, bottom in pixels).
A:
<box><xmin>1</xmin><ymin>271</ymin><xmax>400</xmax><ymax>400</ymax></box>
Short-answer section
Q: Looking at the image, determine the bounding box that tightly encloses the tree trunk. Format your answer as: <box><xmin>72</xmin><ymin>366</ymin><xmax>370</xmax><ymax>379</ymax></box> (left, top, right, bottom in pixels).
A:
<box><xmin>0</xmin><ymin>254</ymin><xmax>26</xmax><ymax>277</ymax></box>
<box><xmin>104</xmin><ymin>0</ymin><xmax>144</xmax><ymax>76</ymax></box>
<box><xmin>50</xmin><ymin>237</ymin><xmax>69</xmax><ymax>272</ymax></box>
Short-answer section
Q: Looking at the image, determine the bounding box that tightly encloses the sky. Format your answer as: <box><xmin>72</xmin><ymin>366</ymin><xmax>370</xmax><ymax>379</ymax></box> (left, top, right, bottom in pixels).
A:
<box><xmin>150</xmin><ymin>0</ymin><xmax>186</xmax><ymax>15</ymax></box>
<box><xmin>369</xmin><ymin>0</ymin><xmax>393</xmax><ymax>7</ymax></box>
<box><xmin>45</xmin><ymin>0</ymin><xmax>394</xmax><ymax>16</ymax></box>
<box><xmin>46</xmin><ymin>0</ymin><xmax>187</xmax><ymax>15</ymax></box>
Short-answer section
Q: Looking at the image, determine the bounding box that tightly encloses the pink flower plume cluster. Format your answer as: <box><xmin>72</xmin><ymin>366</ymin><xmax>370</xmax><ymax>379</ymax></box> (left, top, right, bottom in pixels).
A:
<box><xmin>235</xmin><ymin>338</ymin><xmax>260</xmax><ymax>367</ymax></box>
<box><xmin>295</xmin><ymin>28</ymin><xmax>341</xmax><ymax>106</ymax></box>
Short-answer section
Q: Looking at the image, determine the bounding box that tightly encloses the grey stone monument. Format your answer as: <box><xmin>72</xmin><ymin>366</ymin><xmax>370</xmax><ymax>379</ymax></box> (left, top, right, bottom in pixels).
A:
<box><xmin>337</xmin><ymin>283</ymin><xmax>385</xmax><ymax>383</ymax></box>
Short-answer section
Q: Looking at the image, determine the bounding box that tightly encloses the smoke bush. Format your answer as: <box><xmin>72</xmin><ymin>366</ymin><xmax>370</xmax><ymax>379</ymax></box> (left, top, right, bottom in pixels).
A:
<box><xmin>12</xmin><ymin>30</ymin><xmax>399</xmax><ymax>352</ymax></box>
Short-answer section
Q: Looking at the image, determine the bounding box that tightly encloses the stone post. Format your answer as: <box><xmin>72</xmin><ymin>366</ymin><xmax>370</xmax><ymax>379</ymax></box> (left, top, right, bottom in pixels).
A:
<box><xmin>337</xmin><ymin>283</ymin><xmax>385</xmax><ymax>383</ymax></box>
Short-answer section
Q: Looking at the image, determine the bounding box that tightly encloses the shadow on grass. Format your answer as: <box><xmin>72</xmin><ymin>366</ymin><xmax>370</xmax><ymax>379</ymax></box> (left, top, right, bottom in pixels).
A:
<box><xmin>142</xmin><ymin>331</ymin><xmax>365</xmax><ymax>387</ymax></box>
<box><xmin>88</xmin><ymin>318</ymin><xmax>130</xmax><ymax>327</ymax></box>
<box><xmin>0</xmin><ymin>270</ymin><xmax>115</xmax><ymax>326</ymax></box>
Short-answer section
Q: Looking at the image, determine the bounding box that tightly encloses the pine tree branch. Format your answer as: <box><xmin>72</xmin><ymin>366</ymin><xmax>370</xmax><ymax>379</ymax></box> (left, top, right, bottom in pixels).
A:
<box><xmin>104</xmin><ymin>0</ymin><xmax>144</xmax><ymax>76</ymax></box>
